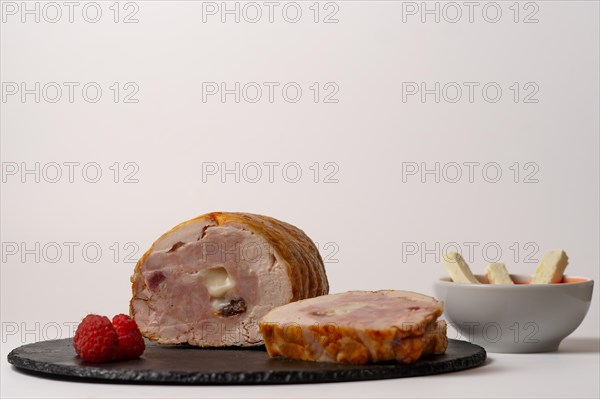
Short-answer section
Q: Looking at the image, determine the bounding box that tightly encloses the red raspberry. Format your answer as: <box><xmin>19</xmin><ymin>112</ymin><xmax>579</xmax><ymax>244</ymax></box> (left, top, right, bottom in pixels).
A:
<box><xmin>73</xmin><ymin>314</ymin><xmax>118</xmax><ymax>362</ymax></box>
<box><xmin>112</xmin><ymin>314</ymin><xmax>145</xmax><ymax>360</ymax></box>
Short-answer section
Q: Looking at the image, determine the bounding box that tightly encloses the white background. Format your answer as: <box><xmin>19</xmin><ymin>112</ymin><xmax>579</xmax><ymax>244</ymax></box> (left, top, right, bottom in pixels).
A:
<box><xmin>1</xmin><ymin>1</ymin><xmax>599</xmax><ymax>397</ymax></box>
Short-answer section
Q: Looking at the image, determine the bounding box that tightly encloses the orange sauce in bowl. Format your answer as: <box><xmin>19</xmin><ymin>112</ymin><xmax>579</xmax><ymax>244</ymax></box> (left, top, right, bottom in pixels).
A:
<box><xmin>514</xmin><ymin>277</ymin><xmax>589</xmax><ymax>284</ymax></box>
<box><xmin>452</xmin><ymin>275</ymin><xmax>590</xmax><ymax>284</ymax></box>
<box><xmin>508</xmin><ymin>277</ymin><xmax>588</xmax><ymax>284</ymax></box>
<box><xmin>562</xmin><ymin>277</ymin><xmax>588</xmax><ymax>283</ymax></box>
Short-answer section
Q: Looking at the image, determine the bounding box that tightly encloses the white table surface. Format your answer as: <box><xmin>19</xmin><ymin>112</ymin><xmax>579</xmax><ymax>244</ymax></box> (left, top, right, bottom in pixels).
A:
<box><xmin>2</xmin><ymin>333</ymin><xmax>598</xmax><ymax>399</ymax></box>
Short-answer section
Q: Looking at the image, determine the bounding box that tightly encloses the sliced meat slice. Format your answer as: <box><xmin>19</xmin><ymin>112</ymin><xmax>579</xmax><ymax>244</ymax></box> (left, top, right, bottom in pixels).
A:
<box><xmin>259</xmin><ymin>290</ymin><xmax>447</xmax><ymax>364</ymax></box>
<box><xmin>130</xmin><ymin>212</ymin><xmax>329</xmax><ymax>347</ymax></box>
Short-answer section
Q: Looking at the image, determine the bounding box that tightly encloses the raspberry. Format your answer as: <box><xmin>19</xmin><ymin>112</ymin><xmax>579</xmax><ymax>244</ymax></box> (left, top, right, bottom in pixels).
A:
<box><xmin>73</xmin><ymin>314</ymin><xmax>118</xmax><ymax>363</ymax></box>
<box><xmin>112</xmin><ymin>314</ymin><xmax>145</xmax><ymax>360</ymax></box>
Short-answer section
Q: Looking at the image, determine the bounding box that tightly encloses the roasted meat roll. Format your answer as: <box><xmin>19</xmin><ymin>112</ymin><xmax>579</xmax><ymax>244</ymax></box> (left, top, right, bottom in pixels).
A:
<box><xmin>130</xmin><ymin>212</ymin><xmax>329</xmax><ymax>346</ymax></box>
<box><xmin>259</xmin><ymin>290</ymin><xmax>447</xmax><ymax>364</ymax></box>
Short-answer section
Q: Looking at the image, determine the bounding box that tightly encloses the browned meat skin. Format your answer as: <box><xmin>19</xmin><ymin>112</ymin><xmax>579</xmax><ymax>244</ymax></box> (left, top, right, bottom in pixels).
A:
<box><xmin>219</xmin><ymin>213</ymin><xmax>328</xmax><ymax>299</ymax></box>
<box><xmin>259</xmin><ymin>290</ymin><xmax>448</xmax><ymax>364</ymax></box>
<box><xmin>130</xmin><ymin>212</ymin><xmax>329</xmax><ymax>347</ymax></box>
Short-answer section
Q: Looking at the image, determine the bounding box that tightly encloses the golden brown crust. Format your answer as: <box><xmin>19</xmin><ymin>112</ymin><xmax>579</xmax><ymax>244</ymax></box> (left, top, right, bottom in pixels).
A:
<box><xmin>259</xmin><ymin>320</ymin><xmax>447</xmax><ymax>364</ymax></box>
<box><xmin>212</xmin><ymin>212</ymin><xmax>328</xmax><ymax>300</ymax></box>
<box><xmin>130</xmin><ymin>212</ymin><xmax>329</xmax><ymax>322</ymax></box>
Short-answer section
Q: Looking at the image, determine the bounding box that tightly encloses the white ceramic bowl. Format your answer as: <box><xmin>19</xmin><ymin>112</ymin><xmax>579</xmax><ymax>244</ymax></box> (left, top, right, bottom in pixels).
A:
<box><xmin>434</xmin><ymin>275</ymin><xmax>594</xmax><ymax>353</ymax></box>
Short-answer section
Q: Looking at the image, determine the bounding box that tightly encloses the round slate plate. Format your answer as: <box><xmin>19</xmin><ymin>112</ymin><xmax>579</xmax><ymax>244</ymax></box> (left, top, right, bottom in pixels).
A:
<box><xmin>8</xmin><ymin>338</ymin><xmax>486</xmax><ymax>384</ymax></box>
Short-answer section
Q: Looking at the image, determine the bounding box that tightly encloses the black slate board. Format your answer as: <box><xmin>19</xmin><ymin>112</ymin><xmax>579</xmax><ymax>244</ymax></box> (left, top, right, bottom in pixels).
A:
<box><xmin>7</xmin><ymin>338</ymin><xmax>486</xmax><ymax>384</ymax></box>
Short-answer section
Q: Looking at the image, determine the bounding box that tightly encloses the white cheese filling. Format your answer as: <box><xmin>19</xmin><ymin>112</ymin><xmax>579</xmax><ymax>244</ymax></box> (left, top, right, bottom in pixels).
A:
<box><xmin>199</xmin><ymin>267</ymin><xmax>236</xmax><ymax>310</ymax></box>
